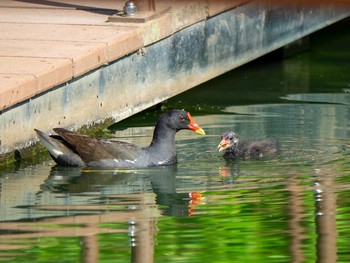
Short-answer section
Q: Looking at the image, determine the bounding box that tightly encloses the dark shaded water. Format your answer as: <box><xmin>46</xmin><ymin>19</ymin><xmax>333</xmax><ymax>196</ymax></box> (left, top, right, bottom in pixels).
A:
<box><xmin>1</xmin><ymin>19</ymin><xmax>350</xmax><ymax>262</ymax></box>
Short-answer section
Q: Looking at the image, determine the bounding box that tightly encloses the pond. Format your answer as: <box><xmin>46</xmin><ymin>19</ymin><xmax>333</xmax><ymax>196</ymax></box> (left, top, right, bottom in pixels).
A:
<box><xmin>1</xmin><ymin>19</ymin><xmax>350</xmax><ymax>263</ymax></box>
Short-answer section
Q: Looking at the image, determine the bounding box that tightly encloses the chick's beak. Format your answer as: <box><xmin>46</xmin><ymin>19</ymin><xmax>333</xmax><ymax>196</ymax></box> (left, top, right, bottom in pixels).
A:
<box><xmin>187</xmin><ymin>112</ymin><xmax>205</xmax><ymax>135</ymax></box>
<box><xmin>218</xmin><ymin>138</ymin><xmax>231</xmax><ymax>152</ymax></box>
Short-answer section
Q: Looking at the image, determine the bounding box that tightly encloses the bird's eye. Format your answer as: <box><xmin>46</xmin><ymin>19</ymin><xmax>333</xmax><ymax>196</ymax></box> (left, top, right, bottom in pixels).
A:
<box><xmin>179</xmin><ymin>115</ymin><xmax>185</xmax><ymax>121</ymax></box>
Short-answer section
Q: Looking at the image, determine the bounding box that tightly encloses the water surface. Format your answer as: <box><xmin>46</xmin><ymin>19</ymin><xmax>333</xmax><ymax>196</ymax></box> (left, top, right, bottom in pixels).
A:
<box><xmin>1</xmin><ymin>19</ymin><xmax>350</xmax><ymax>263</ymax></box>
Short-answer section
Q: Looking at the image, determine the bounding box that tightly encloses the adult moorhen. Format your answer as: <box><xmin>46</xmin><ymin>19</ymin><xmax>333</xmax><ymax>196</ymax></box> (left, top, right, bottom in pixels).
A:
<box><xmin>35</xmin><ymin>109</ymin><xmax>205</xmax><ymax>168</ymax></box>
<box><xmin>218</xmin><ymin>131</ymin><xmax>279</xmax><ymax>159</ymax></box>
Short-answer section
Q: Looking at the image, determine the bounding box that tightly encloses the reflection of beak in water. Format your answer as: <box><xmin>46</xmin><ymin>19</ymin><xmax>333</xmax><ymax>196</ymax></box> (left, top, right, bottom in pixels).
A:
<box><xmin>218</xmin><ymin>160</ymin><xmax>240</xmax><ymax>185</ymax></box>
<box><xmin>188</xmin><ymin>192</ymin><xmax>205</xmax><ymax>216</ymax></box>
<box><xmin>219</xmin><ymin>166</ymin><xmax>231</xmax><ymax>177</ymax></box>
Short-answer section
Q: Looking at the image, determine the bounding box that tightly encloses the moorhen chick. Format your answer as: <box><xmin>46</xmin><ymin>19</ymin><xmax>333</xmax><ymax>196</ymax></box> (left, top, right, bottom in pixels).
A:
<box><xmin>218</xmin><ymin>131</ymin><xmax>279</xmax><ymax>159</ymax></box>
<box><xmin>35</xmin><ymin>109</ymin><xmax>205</xmax><ymax>168</ymax></box>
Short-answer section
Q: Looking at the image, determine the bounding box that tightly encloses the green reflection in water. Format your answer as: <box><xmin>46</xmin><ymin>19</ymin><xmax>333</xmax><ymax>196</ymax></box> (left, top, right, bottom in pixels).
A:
<box><xmin>155</xmin><ymin>183</ymin><xmax>318</xmax><ymax>263</ymax></box>
<box><xmin>3</xmin><ymin>237</ymin><xmax>80</xmax><ymax>263</ymax></box>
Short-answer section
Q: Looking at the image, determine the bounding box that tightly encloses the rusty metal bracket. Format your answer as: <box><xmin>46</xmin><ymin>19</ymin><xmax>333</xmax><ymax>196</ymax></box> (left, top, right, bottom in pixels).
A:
<box><xmin>108</xmin><ymin>0</ymin><xmax>170</xmax><ymax>23</ymax></box>
<box><xmin>108</xmin><ymin>7</ymin><xmax>171</xmax><ymax>23</ymax></box>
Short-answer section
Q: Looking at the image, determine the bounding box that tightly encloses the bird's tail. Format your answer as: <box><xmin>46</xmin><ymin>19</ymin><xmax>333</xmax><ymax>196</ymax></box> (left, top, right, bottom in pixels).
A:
<box><xmin>34</xmin><ymin>129</ymin><xmax>85</xmax><ymax>167</ymax></box>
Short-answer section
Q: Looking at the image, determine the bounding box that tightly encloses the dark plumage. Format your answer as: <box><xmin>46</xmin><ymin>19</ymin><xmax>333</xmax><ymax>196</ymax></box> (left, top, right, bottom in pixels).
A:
<box><xmin>35</xmin><ymin>109</ymin><xmax>205</xmax><ymax>168</ymax></box>
<box><xmin>218</xmin><ymin>131</ymin><xmax>279</xmax><ymax>159</ymax></box>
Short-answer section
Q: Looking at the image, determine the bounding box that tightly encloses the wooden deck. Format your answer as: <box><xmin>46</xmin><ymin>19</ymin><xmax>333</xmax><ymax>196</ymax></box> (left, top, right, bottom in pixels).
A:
<box><xmin>0</xmin><ymin>0</ymin><xmax>241</xmax><ymax>110</ymax></box>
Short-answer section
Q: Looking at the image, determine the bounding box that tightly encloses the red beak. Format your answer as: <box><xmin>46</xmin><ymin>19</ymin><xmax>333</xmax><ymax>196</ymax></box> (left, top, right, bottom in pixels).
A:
<box><xmin>187</xmin><ymin>112</ymin><xmax>205</xmax><ymax>135</ymax></box>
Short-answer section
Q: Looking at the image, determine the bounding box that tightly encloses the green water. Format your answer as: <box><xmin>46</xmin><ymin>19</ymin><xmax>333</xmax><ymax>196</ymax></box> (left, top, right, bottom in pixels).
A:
<box><xmin>1</xmin><ymin>19</ymin><xmax>350</xmax><ymax>263</ymax></box>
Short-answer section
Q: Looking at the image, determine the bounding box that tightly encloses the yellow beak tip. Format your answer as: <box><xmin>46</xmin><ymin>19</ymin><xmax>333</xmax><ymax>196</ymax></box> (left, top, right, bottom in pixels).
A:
<box><xmin>195</xmin><ymin>128</ymin><xmax>205</xmax><ymax>135</ymax></box>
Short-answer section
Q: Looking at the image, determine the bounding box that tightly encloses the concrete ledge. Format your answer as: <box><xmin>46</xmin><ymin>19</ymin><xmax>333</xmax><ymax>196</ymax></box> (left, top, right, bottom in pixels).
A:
<box><xmin>0</xmin><ymin>74</ymin><xmax>37</xmax><ymax>111</ymax></box>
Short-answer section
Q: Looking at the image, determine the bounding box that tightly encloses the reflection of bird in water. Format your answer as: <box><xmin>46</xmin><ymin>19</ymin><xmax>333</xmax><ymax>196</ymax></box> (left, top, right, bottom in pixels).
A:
<box><xmin>218</xmin><ymin>131</ymin><xmax>280</xmax><ymax>159</ymax></box>
<box><xmin>39</xmin><ymin>165</ymin><xmax>195</xmax><ymax>217</ymax></box>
